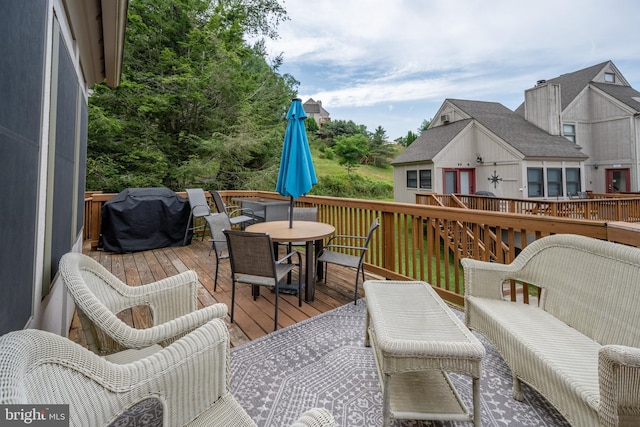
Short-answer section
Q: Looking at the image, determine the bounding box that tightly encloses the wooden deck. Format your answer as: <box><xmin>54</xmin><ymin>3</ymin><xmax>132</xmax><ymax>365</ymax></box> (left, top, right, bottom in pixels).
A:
<box><xmin>71</xmin><ymin>238</ymin><xmax>378</xmax><ymax>348</ymax></box>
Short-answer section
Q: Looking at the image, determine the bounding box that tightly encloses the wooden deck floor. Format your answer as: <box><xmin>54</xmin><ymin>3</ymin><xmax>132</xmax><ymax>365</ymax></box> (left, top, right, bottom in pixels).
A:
<box><xmin>71</xmin><ymin>238</ymin><xmax>378</xmax><ymax>348</ymax></box>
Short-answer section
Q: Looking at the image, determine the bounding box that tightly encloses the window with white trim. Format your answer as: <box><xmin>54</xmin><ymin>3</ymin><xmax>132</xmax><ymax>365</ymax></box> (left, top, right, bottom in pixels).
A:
<box><xmin>566</xmin><ymin>168</ymin><xmax>581</xmax><ymax>196</ymax></box>
<box><xmin>527</xmin><ymin>168</ymin><xmax>544</xmax><ymax>197</ymax></box>
<box><xmin>563</xmin><ymin>124</ymin><xmax>576</xmax><ymax>143</ymax></box>
<box><xmin>547</xmin><ymin>168</ymin><xmax>563</xmax><ymax>197</ymax></box>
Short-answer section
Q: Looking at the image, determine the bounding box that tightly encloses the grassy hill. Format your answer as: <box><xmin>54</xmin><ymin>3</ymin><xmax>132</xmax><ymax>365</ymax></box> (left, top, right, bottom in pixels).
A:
<box><xmin>308</xmin><ymin>142</ymin><xmax>402</xmax><ymax>201</ymax></box>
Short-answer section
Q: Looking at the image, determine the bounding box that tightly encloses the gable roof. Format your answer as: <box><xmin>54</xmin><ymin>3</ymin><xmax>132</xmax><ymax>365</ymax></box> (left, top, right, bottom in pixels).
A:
<box><xmin>391</xmin><ymin>119</ymin><xmax>472</xmax><ymax>164</ymax></box>
<box><xmin>515</xmin><ymin>61</ymin><xmax>612</xmax><ymax>115</ymax></box>
<box><xmin>392</xmin><ymin>99</ymin><xmax>587</xmax><ymax>165</ymax></box>
<box><xmin>545</xmin><ymin>61</ymin><xmax>609</xmax><ymax>110</ymax></box>
<box><xmin>450</xmin><ymin>99</ymin><xmax>587</xmax><ymax>159</ymax></box>
<box><xmin>302</xmin><ymin>98</ymin><xmax>330</xmax><ymax>116</ymax></box>
<box><xmin>591</xmin><ymin>82</ymin><xmax>640</xmax><ymax>112</ymax></box>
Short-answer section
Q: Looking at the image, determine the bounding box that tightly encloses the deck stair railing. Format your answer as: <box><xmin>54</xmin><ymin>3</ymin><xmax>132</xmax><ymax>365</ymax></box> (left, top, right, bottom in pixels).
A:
<box><xmin>419</xmin><ymin>192</ymin><xmax>640</xmax><ymax>222</ymax></box>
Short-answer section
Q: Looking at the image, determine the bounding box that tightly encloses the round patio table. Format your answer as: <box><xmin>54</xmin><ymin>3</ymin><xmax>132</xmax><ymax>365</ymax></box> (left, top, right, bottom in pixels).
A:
<box><xmin>245</xmin><ymin>220</ymin><xmax>335</xmax><ymax>301</ymax></box>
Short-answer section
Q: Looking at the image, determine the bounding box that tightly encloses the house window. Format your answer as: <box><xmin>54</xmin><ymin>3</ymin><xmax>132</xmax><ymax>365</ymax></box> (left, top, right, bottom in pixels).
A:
<box><xmin>566</xmin><ymin>168</ymin><xmax>581</xmax><ymax>196</ymax></box>
<box><xmin>604</xmin><ymin>72</ymin><xmax>615</xmax><ymax>83</ymax></box>
<box><xmin>527</xmin><ymin>168</ymin><xmax>544</xmax><ymax>197</ymax></box>
<box><xmin>406</xmin><ymin>170</ymin><xmax>417</xmax><ymax>188</ymax></box>
<box><xmin>547</xmin><ymin>168</ymin><xmax>563</xmax><ymax>197</ymax></box>
<box><xmin>563</xmin><ymin>124</ymin><xmax>576</xmax><ymax>143</ymax></box>
<box><xmin>419</xmin><ymin>169</ymin><xmax>432</xmax><ymax>189</ymax></box>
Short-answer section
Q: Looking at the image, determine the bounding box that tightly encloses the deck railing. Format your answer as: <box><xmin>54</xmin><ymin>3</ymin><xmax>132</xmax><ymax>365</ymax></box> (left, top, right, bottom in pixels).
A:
<box><xmin>418</xmin><ymin>193</ymin><xmax>640</xmax><ymax>222</ymax></box>
<box><xmin>85</xmin><ymin>190</ymin><xmax>634</xmax><ymax>307</ymax></box>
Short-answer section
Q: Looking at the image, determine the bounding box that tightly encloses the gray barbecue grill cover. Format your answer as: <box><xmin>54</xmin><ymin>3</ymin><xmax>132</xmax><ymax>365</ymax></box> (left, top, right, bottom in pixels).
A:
<box><xmin>100</xmin><ymin>188</ymin><xmax>191</xmax><ymax>253</ymax></box>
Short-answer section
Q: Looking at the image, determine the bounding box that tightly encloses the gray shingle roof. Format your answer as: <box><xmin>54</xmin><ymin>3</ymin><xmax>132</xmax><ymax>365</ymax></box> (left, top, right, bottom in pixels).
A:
<box><xmin>450</xmin><ymin>99</ymin><xmax>587</xmax><ymax>159</ymax></box>
<box><xmin>591</xmin><ymin>82</ymin><xmax>640</xmax><ymax>112</ymax></box>
<box><xmin>515</xmin><ymin>61</ymin><xmax>610</xmax><ymax>115</ymax></box>
<box><xmin>391</xmin><ymin>119</ymin><xmax>472</xmax><ymax>164</ymax></box>
<box><xmin>545</xmin><ymin>61</ymin><xmax>609</xmax><ymax>110</ymax></box>
<box><xmin>393</xmin><ymin>100</ymin><xmax>587</xmax><ymax>165</ymax></box>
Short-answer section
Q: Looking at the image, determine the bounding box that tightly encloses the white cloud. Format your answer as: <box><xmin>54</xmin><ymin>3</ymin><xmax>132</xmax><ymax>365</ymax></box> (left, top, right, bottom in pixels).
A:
<box><xmin>263</xmin><ymin>0</ymin><xmax>640</xmax><ymax>138</ymax></box>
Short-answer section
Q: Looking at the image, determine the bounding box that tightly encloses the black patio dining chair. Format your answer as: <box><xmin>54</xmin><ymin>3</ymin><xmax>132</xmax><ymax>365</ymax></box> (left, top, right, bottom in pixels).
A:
<box><xmin>276</xmin><ymin>206</ymin><xmax>319</xmax><ymax>253</ymax></box>
<box><xmin>224</xmin><ymin>229</ymin><xmax>302</xmax><ymax>331</ymax></box>
<box><xmin>316</xmin><ymin>217</ymin><xmax>380</xmax><ymax>304</ymax></box>
<box><xmin>204</xmin><ymin>212</ymin><xmax>232</xmax><ymax>291</ymax></box>
<box><xmin>212</xmin><ymin>190</ymin><xmax>256</xmax><ymax>229</ymax></box>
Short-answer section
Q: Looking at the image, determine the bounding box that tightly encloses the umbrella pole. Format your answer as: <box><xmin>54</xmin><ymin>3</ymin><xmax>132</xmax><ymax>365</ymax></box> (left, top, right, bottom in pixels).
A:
<box><xmin>289</xmin><ymin>197</ymin><xmax>294</xmax><ymax>228</ymax></box>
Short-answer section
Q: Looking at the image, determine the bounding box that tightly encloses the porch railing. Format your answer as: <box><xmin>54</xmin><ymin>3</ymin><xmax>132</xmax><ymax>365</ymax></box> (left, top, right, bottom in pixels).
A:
<box><xmin>85</xmin><ymin>190</ymin><xmax>634</xmax><ymax>307</ymax></box>
<box><xmin>417</xmin><ymin>193</ymin><xmax>640</xmax><ymax>222</ymax></box>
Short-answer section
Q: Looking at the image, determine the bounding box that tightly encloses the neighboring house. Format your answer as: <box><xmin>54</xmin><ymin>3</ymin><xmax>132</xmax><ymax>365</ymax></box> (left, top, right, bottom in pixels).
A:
<box><xmin>303</xmin><ymin>98</ymin><xmax>331</xmax><ymax>127</ymax></box>
<box><xmin>517</xmin><ymin>61</ymin><xmax>640</xmax><ymax>195</ymax></box>
<box><xmin>392</xmin><ymin>61</ymin><xmax>640</xmax><ymax>203</ymax></box>
<box><xmin>0</xmin><ymin>0</ymin><xmax>127</xmax><ymax>337</ymax></box>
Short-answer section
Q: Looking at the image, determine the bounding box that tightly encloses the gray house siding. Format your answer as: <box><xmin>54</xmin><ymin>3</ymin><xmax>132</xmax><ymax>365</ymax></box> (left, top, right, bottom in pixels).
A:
<box><xmin>0</xmin><ymin>0</ymin><xmax>126</xmax><ymax>336</ymax></box>
<box><xmin>0</xmin><ymin>0</ymin><xmax>48</xmax><ymax>335</ymax></box>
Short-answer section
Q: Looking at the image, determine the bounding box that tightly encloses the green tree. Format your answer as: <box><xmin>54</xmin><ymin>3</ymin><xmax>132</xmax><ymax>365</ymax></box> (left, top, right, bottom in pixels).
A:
<box><xmin>333</xmin><ymin>134</ymin><xmax>369</xmax><ymax>173</ymax></box>
<box><xmin>419</xmin><ymin>118</ymin><xmax>432</xmax><ymax>133</ymax></box>
<box><xmin>305</xmin><ymin>117</ymin><xmax>319</xmax><ymax>134</ymax></box>
<box><xmin>396</xmin><ymin>130</ymin><xmax>419</xmax><ymax>147</ymax></box>
<box><xmin>364</xmin><ymin>126</ymin><xmax>395</xmax><ymax>167</ymax></box>
<box><xmin>87</xmin><ymin>0</ymin><xmax>294</xmax><ymax>192</ymax></box>
<box><xmin>317</xmin><ymin>119</ymin><xmax>367</xmax><ymax>145</ymax></box>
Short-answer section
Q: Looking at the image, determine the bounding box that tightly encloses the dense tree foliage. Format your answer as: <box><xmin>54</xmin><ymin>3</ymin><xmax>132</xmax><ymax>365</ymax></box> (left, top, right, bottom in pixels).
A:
<box><xmin>316</xmin><ymin>119</ymin><xmax>397</xmax><ymax>172</ymax></box>
<box><xmin>87</xmin><ymin>0</ymin><xmax>295</xmax><ymax>192</ymax></box>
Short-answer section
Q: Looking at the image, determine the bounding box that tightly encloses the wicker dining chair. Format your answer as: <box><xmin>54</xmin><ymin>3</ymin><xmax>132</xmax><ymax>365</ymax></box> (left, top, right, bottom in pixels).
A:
<box><xmin>224</xmin><ymin>229</ymin><xmax>302</xmax><ymax>331</ymax></box>
<box><xmin>316</xmin><ymin>217</ymin><xmax>380</xmax><ymax>304</ymax></box>
<box><xmin>59</xmin><ymin>252</ymin><xmax>227</xmax><ymax>359</ymax></box>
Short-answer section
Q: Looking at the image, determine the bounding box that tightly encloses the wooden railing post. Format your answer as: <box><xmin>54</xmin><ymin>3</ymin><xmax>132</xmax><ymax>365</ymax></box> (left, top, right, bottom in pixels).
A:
<box><xmin>381</xmin><ymin>211</ymin><xmax>395</xmax><ymax>273</ymax></box>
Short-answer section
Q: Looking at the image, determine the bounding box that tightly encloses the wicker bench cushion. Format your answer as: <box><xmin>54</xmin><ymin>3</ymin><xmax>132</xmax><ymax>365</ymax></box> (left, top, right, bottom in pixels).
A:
<box><xmin>468</xmin><ymin>296</ymin><xmax>601</xmax><ymax>424</ymax></box>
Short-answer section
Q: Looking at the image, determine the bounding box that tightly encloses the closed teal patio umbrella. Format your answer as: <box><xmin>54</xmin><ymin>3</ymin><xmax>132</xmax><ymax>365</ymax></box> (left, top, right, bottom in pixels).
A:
<box><xmin>276</xmin><ymin>98</ymin><xmax>318</xmax><ymax>228</ymax></box>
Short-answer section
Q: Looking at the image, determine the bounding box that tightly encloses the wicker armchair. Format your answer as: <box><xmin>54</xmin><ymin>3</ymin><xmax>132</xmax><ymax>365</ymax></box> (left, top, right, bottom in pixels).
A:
<box><xmin>59</xmin><ymin>252</ymin><xmax>227</xmax><ymax>358</ymax></box>
<box><xmin>0</xmin><ymin>320</ymin><xmax>335</xmax><ymax>426</ymax></box>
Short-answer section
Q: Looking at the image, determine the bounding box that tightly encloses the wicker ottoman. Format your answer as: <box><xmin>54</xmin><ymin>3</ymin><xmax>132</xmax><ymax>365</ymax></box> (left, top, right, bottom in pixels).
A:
<box><xmin>364</xmin><ymin>280</ymin><xmax>485</xmax><ymax>426</ymax></box>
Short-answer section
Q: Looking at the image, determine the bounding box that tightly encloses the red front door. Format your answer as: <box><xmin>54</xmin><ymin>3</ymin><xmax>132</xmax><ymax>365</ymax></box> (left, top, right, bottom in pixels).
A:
<box><xmin>443</xmin><ymin>168</ymin><xmax>475</xmax><ymax>194</ymax></box>
<box><xmin>606</xmin><ymin>168</ymin><xmax>630</xmax><ymax>193</ymax></box>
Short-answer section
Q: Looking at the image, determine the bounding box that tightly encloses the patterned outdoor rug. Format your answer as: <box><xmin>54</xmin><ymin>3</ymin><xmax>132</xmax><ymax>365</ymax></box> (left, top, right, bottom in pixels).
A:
<box><xmin>230</xmin><ymin>299</ymin><xmax>571</xmax><ymax>426</ymax></box>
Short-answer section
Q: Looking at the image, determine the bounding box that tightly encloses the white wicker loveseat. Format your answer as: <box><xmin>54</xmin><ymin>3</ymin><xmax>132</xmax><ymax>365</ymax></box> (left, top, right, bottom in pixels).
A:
<box><xmin>0</xmin><ymin>319</ymin><xmax>335</xmax><ymax>426</ymax></box>
<box><xmin>461</xmin><ymin>234</ymin><xmax>640</xmax><ymax>427</ymax></box>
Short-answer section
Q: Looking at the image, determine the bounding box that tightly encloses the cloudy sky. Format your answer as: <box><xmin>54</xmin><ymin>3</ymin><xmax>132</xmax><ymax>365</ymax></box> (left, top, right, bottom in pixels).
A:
<box><xmin>261</xmin><ymin>0</ymin><xmax>640</xmax><ymax>140</ymax></box>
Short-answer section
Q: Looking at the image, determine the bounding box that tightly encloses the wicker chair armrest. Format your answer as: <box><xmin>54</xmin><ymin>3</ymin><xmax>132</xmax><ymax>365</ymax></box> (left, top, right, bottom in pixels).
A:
<box><xmin>290</xmin><ymin>407</ymin><xmax>335</xmax><ymax>427</ymax></box>
<box><xmin>598</xmin><ymin>345</ymin><xmax>640</xmax><ymax>427</ymax></box>
<box><xmin>461</xmin><ymin>258</ymin><xmax>517</xmax><ymax>300</ymax></box>
<box><xmin>121</xmin><ymin>270</ymin><xmax>200</xmax><ymax>323</ymax></box>
<box><xmin>98</xmin><ymin>303</ymin><xmax>228</xmax><ymax>349</ymax></box>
